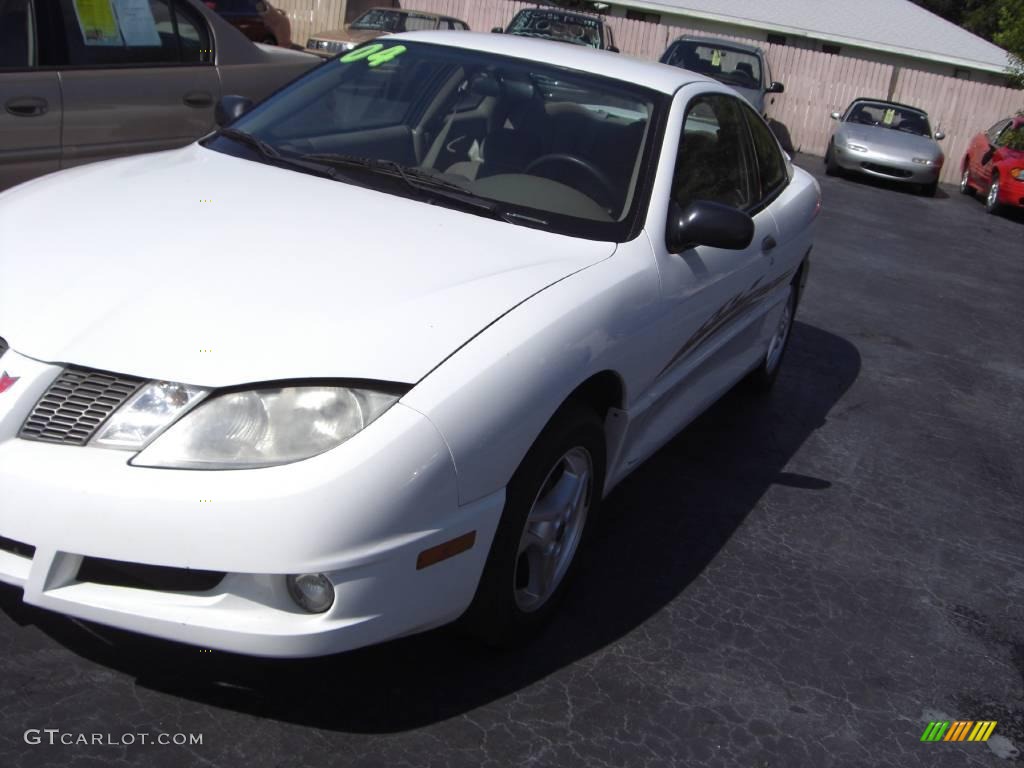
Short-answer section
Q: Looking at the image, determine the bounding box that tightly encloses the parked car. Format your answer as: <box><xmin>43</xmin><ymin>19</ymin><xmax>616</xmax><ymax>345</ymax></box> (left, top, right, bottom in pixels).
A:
<box><xmin>0</xmin><ymin>0</ymin><xmax>320</xmax><ymax>192</ymax></box>
<box><xmin>493</xmin><ymin>8</ymin><xmax>619</xmax><ymax>52</ymax></box>
<box><xmin>661</xmin><ymin>36</ymin><xmax>783</xmax><ymax>115</ymax></box>
<box><xmin>204</xmin><ymin>0</ymin><xmax>292</xmax><ymax>48</ymax></box>
<box><xmin>824</xmin><ymin>98</ymin><xmax>945</xmax><ymax>196</ymax></box>
<box><xmin>960</xmin><ymin>115</ymin><xmax>1024</xmax><ymax>215</ymax></box>
<box><xmin>304</xmin><ymin>7</ymin><xmax>469</xmax><ymax>57</ymax></box>
<box><xmin>0</xmin><ymin>31</ymin><xmax>819</xmax><ymax>657</ymax></box>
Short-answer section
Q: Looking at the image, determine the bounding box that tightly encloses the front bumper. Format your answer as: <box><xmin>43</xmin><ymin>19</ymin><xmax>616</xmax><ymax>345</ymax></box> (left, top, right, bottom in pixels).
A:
<box><xmin>997</xmin><ymin>174</ymin><xmax>1024</xmax><ymax>208</ymax></box>
<box><xmin>0</xmin><ymin>350</ymin><xmax>505</xmax><ymax>657</ymax></box>
<box><xmin>833</xmin><ymin>145</ymin><xmax>941</xmax><ymax>184</ymax></box>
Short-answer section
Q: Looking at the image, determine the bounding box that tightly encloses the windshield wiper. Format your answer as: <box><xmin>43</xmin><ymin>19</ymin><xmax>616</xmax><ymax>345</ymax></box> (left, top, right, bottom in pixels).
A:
<box><xmin>300</xmin><ymin>154</ymin><xmax>525</xmax><ymax>222</ymax></box>
<box><xmin>219</xmin><ymin>128</ymin><xmax>344</xmax><ymax>181</ymax></box>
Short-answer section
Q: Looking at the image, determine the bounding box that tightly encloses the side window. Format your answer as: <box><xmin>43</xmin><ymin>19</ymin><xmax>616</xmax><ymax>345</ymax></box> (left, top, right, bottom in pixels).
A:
<box><xmin>58</xmin><ymin>0</ymin><xmax>211</xmax><ymax>66</ymax></box>
<box><xmin>405</xmin><ymin>14</ymin><xmax>435</xmax><ymax>31</ymax></box>
<box><xmin>672</xmin><ymin>94</ymin><xmax>756</xmax><ymax>211</ymax></box>
<box><xmin>742</xmin><ymin>104</ymin><xmax>788</xmax><ymax>203</ymax></box>
<box><xmin>0</xmin><ymin>0</ymin><xmax>32</xmax><ymax>68</ymax></box>
<box><xmin>996</xmin><ymin>121</ymin><xmax>1024</xmax><ymax>149</ymax></box>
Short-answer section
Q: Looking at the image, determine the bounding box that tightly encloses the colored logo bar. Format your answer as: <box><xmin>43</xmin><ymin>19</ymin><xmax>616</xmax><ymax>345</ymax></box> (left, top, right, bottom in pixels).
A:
<box><xmin>921</xmin><ymin>721</ymin><xmax>997</xmax><ymax>742</ymax></box>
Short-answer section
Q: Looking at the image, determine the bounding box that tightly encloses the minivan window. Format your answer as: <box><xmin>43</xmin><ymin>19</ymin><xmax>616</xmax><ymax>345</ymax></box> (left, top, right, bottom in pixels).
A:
<box><xmin>0</xmin><ymin>0</ymin><xmax>32</xmax><ymax>67</ymax></box>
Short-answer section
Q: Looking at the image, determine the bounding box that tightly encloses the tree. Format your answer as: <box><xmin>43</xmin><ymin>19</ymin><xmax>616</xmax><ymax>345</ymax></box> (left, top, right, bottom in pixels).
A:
<box><xmin>994</xmin><ymin>0</ymin><xmax>1024</xmax><ymax>86</ymax></box>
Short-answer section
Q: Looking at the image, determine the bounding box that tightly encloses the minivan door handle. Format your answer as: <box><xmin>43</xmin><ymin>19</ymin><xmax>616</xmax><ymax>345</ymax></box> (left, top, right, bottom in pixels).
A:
<box><xmin>5</xmin><ymin>97</ymin><xmax>48</xmax><ymax>117</ymax></box>
<box><xmin>183</xmin><ymin>91</ymin><xmax>214</xmax><ymax>109</ymax></box>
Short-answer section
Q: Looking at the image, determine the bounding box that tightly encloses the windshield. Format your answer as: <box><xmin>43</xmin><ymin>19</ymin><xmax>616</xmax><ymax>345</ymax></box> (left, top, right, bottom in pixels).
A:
<box><xmin>350</xmin><ymin>9</ymin><xmax>434</xmax><ymax>32</ymax></box>
<box><xmin>507</xmin><ymin>10</ymin><xmax>604</xmax><ymax>48</ymax></box>
<box><xmin>204</xmin><ymin>41</ymin><xmax>665</xmax><ymax>241</ymax></box>
<box><xmin>845</xmin><ymin>102</ymin><xmax>932</xmax><ymax>136</ymax></box>
<box><xmin>664</xmin><ymin>41</ymin><xmax>762</xmax><ymax>90</ymax></box>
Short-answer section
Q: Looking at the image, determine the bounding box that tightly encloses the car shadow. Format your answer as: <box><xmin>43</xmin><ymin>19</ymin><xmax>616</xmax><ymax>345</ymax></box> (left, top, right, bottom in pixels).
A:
<box><xmin>0</xmin><ymin>320</ymin><xmax>860</xmax><ymax>734</ymax></box>
<box><xmin>824</xmin><ymin>162</ymin><xmax>951</xmax><ymax>198</ymax></box>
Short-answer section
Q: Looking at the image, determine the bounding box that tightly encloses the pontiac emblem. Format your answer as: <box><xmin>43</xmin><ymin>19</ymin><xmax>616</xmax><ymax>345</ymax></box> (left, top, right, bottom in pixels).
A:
<box><xmin>0</xmin><ymin>371</ymin><xmax>19</xmax><ymax>394</ymax></box>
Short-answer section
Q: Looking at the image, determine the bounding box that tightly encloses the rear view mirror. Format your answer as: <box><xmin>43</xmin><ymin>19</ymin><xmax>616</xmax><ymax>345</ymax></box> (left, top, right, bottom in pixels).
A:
<box><xmin>830</xmin><ymin>111</ymin><xmax>841</xmax><ymax>120</ymax></box>
<box><xmin>491</xmin><ymin>26</ymin><xmax>503</xmax><ymax>33</ymax></box>
<box><xmin>666</xmin><ymin>200</ymin><xmax>755</xmax><ymax>254</ymax></box>
<box><xmin>767</xmin><ymin>81</ymin><xmax>785</xmax><ymax>94</ymax></box>
<box><xmin>215</xmin><ymin>95</ymin><xmax>254</xmax><ymax>127</ymax></box>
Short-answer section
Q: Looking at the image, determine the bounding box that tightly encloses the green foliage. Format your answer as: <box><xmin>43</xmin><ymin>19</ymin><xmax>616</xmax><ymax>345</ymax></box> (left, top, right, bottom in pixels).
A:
<box><xmin>994</xmin><ymin>0</ymin><xmax>1024</xmax><ymax>87</ymax></box>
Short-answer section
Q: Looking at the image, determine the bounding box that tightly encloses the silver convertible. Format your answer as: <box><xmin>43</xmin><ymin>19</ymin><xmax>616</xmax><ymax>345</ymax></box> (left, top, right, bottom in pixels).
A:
<box><xmin>824</xmin><ymin>98</ymin><xmax>945</xmax><ymax>196</ymax></box>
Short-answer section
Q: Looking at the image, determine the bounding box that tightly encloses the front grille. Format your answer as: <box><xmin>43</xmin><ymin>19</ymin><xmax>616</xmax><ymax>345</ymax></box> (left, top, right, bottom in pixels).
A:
<box><xmin>0</xmin><ymin>336</ymin><xmax>8</xmax><ymax>358</ymax></box>
<box><xmin>76</xmin><ymin>557</ymin><xmax>226</xmax><ymax>593</ymax></box>
<box><xmin>861</xmin><ymin>162</ymin><xmax>912</xmax><ymax>178</ymax></box>
<box><xmin>19</xmin><ymin>367</ymin><xmax>145</xmax><ymax>446</ymax></box>
<box><xmin>0</xmin><ymin>535</ymin><xmax>35</xmax><ymax>559</ymax></box>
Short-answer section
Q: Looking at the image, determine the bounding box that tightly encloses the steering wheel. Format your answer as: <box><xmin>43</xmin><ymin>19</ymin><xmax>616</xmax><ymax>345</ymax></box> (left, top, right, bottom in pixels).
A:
<box><xmin>524</xmin><ymin>153</ymin><xmax>618</xmax><ymax>209</ymax></box>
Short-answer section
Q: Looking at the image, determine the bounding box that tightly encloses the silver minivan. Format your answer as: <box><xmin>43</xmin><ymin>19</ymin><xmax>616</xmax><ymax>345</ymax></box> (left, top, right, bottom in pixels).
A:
<box><xmin>0</xmin><ymin>0</ymin><xmax>319</xmax><ymax>191</ymax></box>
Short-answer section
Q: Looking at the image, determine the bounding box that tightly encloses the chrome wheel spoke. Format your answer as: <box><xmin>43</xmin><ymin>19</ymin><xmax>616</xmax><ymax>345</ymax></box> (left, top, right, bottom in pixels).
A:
<box><xmin>513</xmin><ymin>446</ymin><xmax>593</xmax><ymax>613</ymax></box>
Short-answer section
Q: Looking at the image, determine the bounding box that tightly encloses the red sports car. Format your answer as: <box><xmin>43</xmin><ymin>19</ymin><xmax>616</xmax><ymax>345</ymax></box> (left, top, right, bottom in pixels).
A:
<box><xmin>960</xmin><ymin>115</ymin><xmax>1024</xmax><ymax>215</ymax></box>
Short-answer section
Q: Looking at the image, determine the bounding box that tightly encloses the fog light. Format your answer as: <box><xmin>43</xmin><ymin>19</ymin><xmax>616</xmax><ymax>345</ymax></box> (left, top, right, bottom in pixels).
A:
<box><xmin>286</xmin><ymin>573</ymin><xmax>335</xmax><ymax>614</ymax></box>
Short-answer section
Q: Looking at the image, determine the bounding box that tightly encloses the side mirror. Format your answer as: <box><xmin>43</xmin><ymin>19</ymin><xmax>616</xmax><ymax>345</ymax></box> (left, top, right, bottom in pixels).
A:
<box><xmin>767</xmin><ymin>81</ymin><xmax>785</xmax><ymax>94</ymax></box>
<box><xmin>491</xmin><ymin>26</ymin><xmax>503</xmax><ymax>33</ymax></box>
<box><xmin>934</xmin><ymin>131</ymin><xmax>945</xmax><ymax>140</ymax></box>
<box><xmin>830</xmin><ymin>111</ymin><xmax>841</xmax><ymax>120</ymax></box>
<box><xmin>215</xmin><ymin>95</ymin><xmax>254</xmax><ymax>127</ymax></box>
<box><xmin>608</xmin><ymin>45</ymin><xmax>620</xmax><ymax>53</ymax></box>
<box><xmin>666</xmin><ymin>200</ymin><xmax>755</xmax><ymax>254</ymax></box>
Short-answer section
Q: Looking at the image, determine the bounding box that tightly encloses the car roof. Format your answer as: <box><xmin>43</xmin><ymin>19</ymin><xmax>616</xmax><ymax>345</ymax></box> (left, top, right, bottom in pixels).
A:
<box><xmin>385</xmin><ymin>30</ymin><xmax>710</xmax><ymax>94</ymax></box>
<box><xmin>669</xmin><ymin>35</ymin><xmax>764</xmax><ymax>56</ymax></box>
<box><xmin>847</xmin><ymin>97</ymin><xmax>929</xmax><ymax>116</ymax></box>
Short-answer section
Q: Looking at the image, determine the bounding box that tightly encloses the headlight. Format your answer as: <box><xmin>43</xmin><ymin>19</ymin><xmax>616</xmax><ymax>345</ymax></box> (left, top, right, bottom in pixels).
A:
<box><xmin>1011</xmin><ymin>168</ymin><xmax>1023</xmax><ymax>180</ymax></box>
<box><xmin>90</xmin><ymin>381</ymin><xmax>208</xmax><ymax>451</ymax></box>
<box><xmin>912</xmin><ymin>157</ymin><xmax>936</xmax><ymax>165</ymax></box>
<box><xmin>847</xmin><ymin>143</ymin><xmax>868</xmax><ymax>152</ymax></box>
<box><xmin>131</xmin><ymin>385</ymin><xmax>400</xmax><ymax>469</ymax></box>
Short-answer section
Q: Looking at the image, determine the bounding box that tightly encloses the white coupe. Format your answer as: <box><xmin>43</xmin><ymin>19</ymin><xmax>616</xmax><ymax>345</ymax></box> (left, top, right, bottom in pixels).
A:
<box><xmin>0</xmin><ymin>32</ymin><xmax>819</xmax><ymax>657</ymax></box>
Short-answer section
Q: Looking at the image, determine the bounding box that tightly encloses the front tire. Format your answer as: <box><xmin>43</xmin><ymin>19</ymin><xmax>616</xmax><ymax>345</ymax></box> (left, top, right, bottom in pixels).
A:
<box><xmin>985</xmin><ymin>173</ymin><xmax>1002</xmax><ymax>215</ymax></box>
<box><xmin>825</xmin><ymin>141</ymin><xmax>840</xmax><ymax>176</ymax></box>
<box><xmin>745</xmin><ymin>284</ymin><xmax>797</xmax><ymax>392</ymax></box>
<box><xmin>465</xmin><ymin>401</ymin><xmax>605</xmax><ymax>648</ymax></box>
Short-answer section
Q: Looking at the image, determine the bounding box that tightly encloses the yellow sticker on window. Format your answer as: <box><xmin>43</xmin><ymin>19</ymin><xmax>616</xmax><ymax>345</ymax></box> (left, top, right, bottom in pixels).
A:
<box><xmin>72</xmin><ymin>0</ymin><xmax>122</xmax><ymax>46</ymax></box>
<box><xmin>883</xmin><ymin>108</ymin><xmax>896</xmax><ymax>125</ymax></box>
<box><xmin>711</xmin><ymin>49</ymin><xmax>722</xmax><ymax>67</ymax></box>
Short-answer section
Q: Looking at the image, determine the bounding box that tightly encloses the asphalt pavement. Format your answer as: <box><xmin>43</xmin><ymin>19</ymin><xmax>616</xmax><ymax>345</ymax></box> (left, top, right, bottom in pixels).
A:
<box><xmin>1</xmin><ymin>156</ymin><xmax>1022</xmax><ymax>768</ymax></box>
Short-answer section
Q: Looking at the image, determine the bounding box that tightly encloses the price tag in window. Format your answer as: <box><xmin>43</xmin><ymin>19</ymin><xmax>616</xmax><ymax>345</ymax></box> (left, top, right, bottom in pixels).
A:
<box><xmin>711</xmin><ymin>49</ymin><xmax>722</xmax><ymax>67</ymax></box>
<box><xmin>73</xmin><ymin>0</ymin><xmax>122</xmax><ymax>46</ymax></box>
<box><xmin>883</xmin><ymin>108</ymin><xmax>896</xmax><ymax>125</ymax></box>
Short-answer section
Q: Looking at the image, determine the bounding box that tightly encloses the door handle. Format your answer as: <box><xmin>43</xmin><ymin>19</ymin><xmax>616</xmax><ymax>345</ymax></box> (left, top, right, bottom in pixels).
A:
<box><xmin>761</xmin><ymin>235</ymin><xmax>777</xmax><ymax>253</ymax></box>
<box><xmin>5</xmin><ymin>97</ymin><xmax>48</xmax><ymax>117</ymax></box>
<box><xmin>183</xmin><ymin>91</ymin><xmax>214</xmax><ymax>109</ymax></box>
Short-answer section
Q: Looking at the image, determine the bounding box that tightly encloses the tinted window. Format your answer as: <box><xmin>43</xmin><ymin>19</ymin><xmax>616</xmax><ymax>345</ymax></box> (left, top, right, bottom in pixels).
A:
<box><xmin>0</xmin><ymin>0</ymin><xmax>31</xmax><ymax>67</ymax></box>
<box><xmin>211</xmin><ymin>41</ymin><xmax>665</xmax><ymax>242</ymax></box>
<box><xmin>742</xmin><ymin>105</ymin><xmax>787</xmax><ymax>202</ymax></box>
<box><xmin>672</xmin><ymin>94</ymin><xmax>755</xmax><ymax>210</ymax></box>
<box><xmin>58</xmin><ymin>0</ymin><xmax>211</xmax><ymax>66</ymax></box>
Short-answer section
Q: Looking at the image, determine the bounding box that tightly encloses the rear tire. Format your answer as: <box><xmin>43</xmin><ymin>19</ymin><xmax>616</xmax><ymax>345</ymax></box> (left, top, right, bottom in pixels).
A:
<box><xmin>464</xmin><ymin>401</ymin><xmax>605</xmax><ymax>649</ymax></box>
<box><xmin>985</xmin><ymin>173</ymin><xmax>1002</xmax><ymax>215</ymax></box>
<box><xmin>745</xmin><ymin>284</ymin><xmax>797</xmax><ymax>393</ymax></box>
<box><xmin>824</xmin><ymin>142</ymin><xmax>840</xmax><ymax>176</ymax></box>
<box><xmin>960</xmin><ymin>166</ymin><xmax>973</xmax><ymax>196</ymax></box>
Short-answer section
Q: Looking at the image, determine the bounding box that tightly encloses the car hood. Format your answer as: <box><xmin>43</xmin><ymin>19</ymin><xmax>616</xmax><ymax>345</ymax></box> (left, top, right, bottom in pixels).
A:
<box><xmin>0</xmin><ymin>146</ymin><xmax>613</xmax><ymax>388</ymax></box>
<box><xmin>314</xmin><ymin>27</ymin><xmax>389</xmax><ymax>44</ymax></box>
<box><xmin>838</xmin><ymin>123</ymin><xmax>941</xmax><ymax>157</ymax></box>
